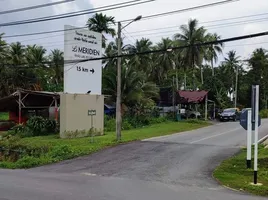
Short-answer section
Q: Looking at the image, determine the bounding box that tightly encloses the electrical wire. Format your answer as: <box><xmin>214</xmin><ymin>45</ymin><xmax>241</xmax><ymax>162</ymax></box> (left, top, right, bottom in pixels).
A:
<box><xmin>120</xmin><ymin>0</ymin><xmax>239</xmax><ymax>23</ymax></box>
<box><xmin>1</xmin><ymin>0</ymin><xmax>243</xmax><ymax>39</ymax></box>
<box><xmin>2</xmin><ymin>30</ymin><xmax>268</xmax><ymax>67</ymax></box>
<box><xmin>0</xmin><ymin>0</ymin><xmax>74</xmax><ymax>15</ymax></box>
<box><xmin>0</xmin><ymin>0</ymin><xmax>155</xmax><ymax>27</ymax></box>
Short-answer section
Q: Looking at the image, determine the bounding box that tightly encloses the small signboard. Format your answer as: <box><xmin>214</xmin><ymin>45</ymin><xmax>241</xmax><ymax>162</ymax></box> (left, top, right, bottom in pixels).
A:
<box><xmin>240</xmin><ymin>109</ymin><xmax>261</xmax><ymax>131</ymax></box>
<box><xmin>88</xmin><ymin>109</ymin><xmax>96</xmax><ymax>116</ymax></box>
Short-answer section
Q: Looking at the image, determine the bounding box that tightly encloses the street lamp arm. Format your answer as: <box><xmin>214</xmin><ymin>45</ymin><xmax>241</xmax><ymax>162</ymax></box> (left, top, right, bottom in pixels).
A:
<box><xmin>121</xmin><ymin>15</ymin><xmax>142</xmax><ymax>30</ymax></box>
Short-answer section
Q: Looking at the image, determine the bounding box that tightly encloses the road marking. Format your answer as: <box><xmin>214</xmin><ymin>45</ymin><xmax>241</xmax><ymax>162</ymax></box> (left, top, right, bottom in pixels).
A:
<box><xmin>143</xmin><ymin>123</ymin><xmax>225</xmax><ymax>141</ymax></box>
<box><xmin>81</xmin><ymin>172</ymin><xmax>97</xmax><ymax>176</ymax></box>
<box><xmin>190</xmin><ymin>128</ymin><xmax>241</xmax><ymax>144</ymax></box>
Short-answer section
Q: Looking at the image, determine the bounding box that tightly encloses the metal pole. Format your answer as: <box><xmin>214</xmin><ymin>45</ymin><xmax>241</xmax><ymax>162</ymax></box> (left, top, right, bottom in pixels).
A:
<box><xmin>213</xmin><ymin>102</ymin><xmax>215</xmax><ymax>120</ymax></box>
<box><xmin>116</xmin><ymin>22</ymin><xmax>122</xmax><ymax>141</ymax></box>
<box><xmin>18</xmin><ymin>90</ymin><xmax>22</xmax><ymax>124</ymax></box>
<box><xmin>184</xmin><ymin>73</ymin><xmax>187</xmax><ymax>90</ymax></box>
<box><xmin>254</xmin><ymin>85</ymin><xmax>259</xmax><ymax>184</ymax></box>
<box><xmin>205</xmin><ymin>94</ymin><xmax>208</xmax><ymax>120</ymax></box>
<box><xmin>172</xmin><ymin>76</ymin><xmax>176</xmax><ymax>120</ymax></box>
<box><xmin>54</xmin><ymin>97</ymin><xmax>58</xmax><ymax>122</ymax></box>
<box><xmin>247</xmin><ymin>109</ymin><xmax>252</xmax><ymax>168</ymax></box>
<box><xmin>234</xmin><ymin>65</ymin><xmax>238</xmax><ymax>108</ymax></box>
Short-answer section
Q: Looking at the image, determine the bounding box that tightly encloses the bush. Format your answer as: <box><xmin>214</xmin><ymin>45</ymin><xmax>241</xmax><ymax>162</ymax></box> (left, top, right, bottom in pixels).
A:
<box><xmin>15</xmin><ymin>156</ymin><xmax>41</xmax><ymax>168</ymax></box>
<box><xmin>104</xmin><ymin>114</ymin><xmax>168</xmax><ymax>131</ymax></box>
<box><xmin>26</xmin><ymin>116</ymin><xmax>46</xmax><ymax>135</ymax></box>
<box><xmin>260</xmin><ymin>109</ymin><xmax>268</xmax><ymax>119</ymax></box>
<box><xmin>23</xmin><ymin>116</ymin><xmax>57</xmax><ymax>136</ymax></box>
<box><xmin>49</xmin><ymin>145</ymin><xmax>74</xmax><ymax>161</ymax></box>
<box><xmin>104</xmin><ymin>115</ymin><xmax>116</xmax><ymax>132</ymax></box>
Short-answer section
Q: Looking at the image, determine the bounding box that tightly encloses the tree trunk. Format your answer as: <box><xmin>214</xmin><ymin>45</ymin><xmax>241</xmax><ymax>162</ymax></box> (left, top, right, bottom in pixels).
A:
<box><xmin>211</xmin><ymin>60</ymin><xmax>214</xmax><ymax>76</ymax></box>
<box><xmin>200</xmin><ymin>66</ymin><xmax>204</xmax><ymax>85</ymax></box>
<box><xmin>184</xmin><ymin>72</ymin><xmax>187</xmax><ymax>90</ymax></box>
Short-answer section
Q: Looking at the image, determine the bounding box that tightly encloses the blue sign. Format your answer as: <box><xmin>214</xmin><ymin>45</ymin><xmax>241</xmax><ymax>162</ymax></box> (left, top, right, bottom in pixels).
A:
<box><xmin>240</xmin><ymin>109</ymin><xmax>261</xmax><ymax>131</ymax></box>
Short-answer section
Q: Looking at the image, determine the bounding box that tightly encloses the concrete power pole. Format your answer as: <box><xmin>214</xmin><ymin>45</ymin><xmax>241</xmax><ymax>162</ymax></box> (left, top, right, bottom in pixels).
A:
<box><xmin>234</xmin><ymin>65</ymin><xmax>238</xmax><ymax>108</ymax></box>
<box><xmin>116</xmin><ymin>22</ymin><xmax>122</xmax><ymax>141</ymax></box>
<box><xmin>115</xmin><ymin>16</ymin><xmax>142</xmax><ymax>141</ymax></box>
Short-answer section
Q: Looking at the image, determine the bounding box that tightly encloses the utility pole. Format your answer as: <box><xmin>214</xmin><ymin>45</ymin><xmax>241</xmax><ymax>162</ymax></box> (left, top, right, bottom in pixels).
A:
<box><xmin>116</xmin><ymin>16</ymin><xmax>142</xmax><ymax>141</ymax></box>
<box><xmin>234</xmin><ymin>65</ymin><xmax>238</xmax><ymax>108</ymax></box>
<box><xmin>116</xmin><ymin>21</ymin><xmax>122</xmax><ymax>141</ymax></box>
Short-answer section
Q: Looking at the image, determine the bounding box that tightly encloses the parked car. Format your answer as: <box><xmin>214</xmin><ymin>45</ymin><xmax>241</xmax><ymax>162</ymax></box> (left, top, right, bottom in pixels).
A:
<box><xmin>185</xmin><ymin>108</ymin><xmax>201</xmax><ymax>119</ymax></box>
<box><xmin>219</xmin><ymin>108</ymin><xmax>240</xmax><ymax>122</ymax></box>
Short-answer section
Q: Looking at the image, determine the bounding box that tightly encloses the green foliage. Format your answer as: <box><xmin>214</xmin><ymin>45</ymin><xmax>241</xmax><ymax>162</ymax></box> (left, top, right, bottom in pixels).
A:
<box><xmin>214</xmin><ymin>146</ymin><xmax>268</xmax><ymax>196</ymax></box>
<box><xmin>49</xmin><ymin>145</ymin><xmax>74</xmax><ymax>161</ymax></box>
<box><xmin>0</xmin><ymin>112</ymin><xmax>8</xmax><ymax>120</ymax></box>
<box><xmin>0</xmin><ymin>121</ymin><xmax>210</xmax><ymax>169</ymax></box>
<box><xmin>26</xmin><ymin>116</ymin><xmax>57</xmax><ymax>136</ymax></box>
<box><xmin>260</xmin><ymin>109</ymin><xmax>268</xmax><ymax>118</ymax></box>
<box><xmin>4</xmin><ymin>116</ymin><xmax>57</xmax><ymax>138</ymax></box>
<box><xmin>104</xmin><ymin>114</ymin><xmax>169</xmax><ymax>132</ymax></box>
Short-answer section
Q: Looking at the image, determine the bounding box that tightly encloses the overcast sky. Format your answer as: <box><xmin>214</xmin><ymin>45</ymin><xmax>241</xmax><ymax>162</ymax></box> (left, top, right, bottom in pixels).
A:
<box><xmin>1</xmin><ymin>0</ymin><xmax>268</xmax><ymax>65</ymax></box>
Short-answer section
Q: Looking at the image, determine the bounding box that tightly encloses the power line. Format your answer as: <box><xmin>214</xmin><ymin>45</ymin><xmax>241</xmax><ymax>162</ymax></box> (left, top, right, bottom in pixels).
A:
<box><xmin>0</xmin><ymin>0</ymin><xmax>155</xmax><ymax>27</ymax></box>
<box><xmin>127</xmin><ymin>13</ymin><xmax>268</xmax><ymax>34</ymax></box>
<box><xmin>1</xmin><ymin>0</ymin><xmax>239</xmax><ymax>39</ymax></box>
<box><xmin>120</xmin><ymin>0</ymin><xmax>239</xmax><ymax>23</ymax></box>
<box><xmin>126</xmin><ymin>18</ymin><xmax>268</xmax><ymax>39</ymax></box>
<box><xmin>5</xmin><ymin>17</ymin><xmax>268</xmax><ymax>49</ymax></box>
<box><xmin>0</xmin><ymin>0</ymin><xmax>74</xmax><ymax>15</ymax></box>
<box><xmin>2</xmin><ymin>30</ymin><xmax>268</xmax><ymax>67</ymax></box>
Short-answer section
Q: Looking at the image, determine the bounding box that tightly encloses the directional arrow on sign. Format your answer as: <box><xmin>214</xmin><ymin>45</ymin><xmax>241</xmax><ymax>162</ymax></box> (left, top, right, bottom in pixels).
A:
<box><xmin>90</xmin><ymin>68</ymin><xmax>95</xmax><ymax>74</ymax></box>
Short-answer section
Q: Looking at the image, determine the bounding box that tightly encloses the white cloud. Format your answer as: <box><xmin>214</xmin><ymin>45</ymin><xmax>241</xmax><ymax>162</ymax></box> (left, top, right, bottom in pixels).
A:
<box><xmin>0</xmin><ymin>0</ymin><xmax>268</xmax><ymax>62</ymax></box>
<box><xmin>0</xmin><ymin>0</ymin><xmax>93</xmax><ymax>52</ymax></box>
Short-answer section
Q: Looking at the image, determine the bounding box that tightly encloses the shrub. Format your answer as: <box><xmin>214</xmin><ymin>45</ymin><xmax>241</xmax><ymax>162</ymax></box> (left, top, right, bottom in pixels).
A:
<box><xmin>260</xmin><ymin>109</ymin><xmax>268</xmax><ymax>119</ymax></box>
<box><xmin>25</xmin><ymin>116</ymin><xmax>57</xmax><ymax>136</ymax></box>
<box><xmin>49</xmin><ymin>145</ymin><xmax>74</xmax><ymax>161</ymax></box>
<box><xmin>104</xmin><ymin>115</ymin><xmax>116</xmax><ymax>132</ymax></box>
<box><xmin>15</xmin><ymin>156</ymin><xmax>41</xmax><ymax>168</ymax></box>
<box><xmin>26</xmin><ymin>116</ymin><xmax>46</xmax><ymax>135</ymax></box>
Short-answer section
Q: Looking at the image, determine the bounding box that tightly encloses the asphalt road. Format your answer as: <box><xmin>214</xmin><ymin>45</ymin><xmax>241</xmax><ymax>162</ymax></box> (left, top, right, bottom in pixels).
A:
<box><xmin>1</xmin><ymin>120</ymin><xmax>268</xmax><ymax>200</ymax></box>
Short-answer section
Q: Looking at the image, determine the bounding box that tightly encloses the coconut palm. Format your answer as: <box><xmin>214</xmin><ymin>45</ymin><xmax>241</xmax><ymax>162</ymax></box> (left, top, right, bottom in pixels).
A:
<box><xmin>7</xmin><ymin>42</ymin><xmax>25</xmax><ymax>65</ymax></box>
<box><xmin>174</xmin><ymin>19</ymin><xmax>207</xmax><ymax>88</ymax></box>
<box><xmin>87</xmin><ymin>13</ymin><xmax>116</xmax><ymax>47</ymax></box>
<box><xmin>103</xmin><ymin>64</ymin><xmax>159</xmax><ymax>110</ymax></box>
<box><xmin>0</xmin><ymin>33</ymin><xmax>7</xmax><ymax>61</ymax></box>
<box><xmin>222</xmin><ymin>50</ymin><xmax>241</xmax><ymax>100</ymax></box>
<box><xmin>127</xmin><ymin>38</ymin><xmax>153</xmax><ymax>74</ymax></box>
<box><xmin>49</xmin><ymin>49</ymin><xmax>64</xmax><ymax>85</ymax></box>
<box><xmin>204</xmin><ymin>33</ymin><xmax>223</xmax><ymax>76</ymax></box>
<box><xmin>154</xmin><ymin>38</ymin><xmax>175</xmax><ymax>83</ymax></box>
<box><xmin>25</xmin><ymin>45</ymin><xmax>47</xmax><ymax>67</ymax></box>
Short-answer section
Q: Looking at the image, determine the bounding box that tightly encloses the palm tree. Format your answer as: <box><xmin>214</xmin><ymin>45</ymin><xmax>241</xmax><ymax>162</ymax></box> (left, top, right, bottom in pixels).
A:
<box><xmin>7</xmin><ymin>42</ymin><xmax>25</xmax><ymax>65</ymax></box>
<box><xmin>87</xmin><ymin>13</ymin><xmax>116</xmax><ymax>47</ymax></box>
<box><xmin>25</xmin><ymin>45</ymin><xmax>47</xmax><ymax>67</ymax></box>
<box><xmin>103</xmin><ymin>64</ymin><xmax>159</xmax><ymax>111</ymax></box>
<box><xmin>204</xmin><ymin>33</ymin><xmax>224</xmax><ymax>76</ymax></box>
<box><xmin>153</xmin><ymin>38</ymin><xmax>175</xmax><ymax>85</ymax></box>
<box><xmin>49</xmin><ymin>49</ymin><xmax>64</xmax><ymax>85</ymax></box>
<box><xmin>127</xmin><ymin>38</ymin><xmax>153</xmax><ymax>74</ymax></box>
<box><xmin>103</xmin><ymin>38</ymin><xmax>129</xmax><ymax>69</ymax></box>
<box><xmin>0</xmin><ymin>33</ymin><xmax>7</xmax><ymax>61</ymax></box>
<box><xmin>223</xmin><ymin>50</ymin><xmax>241</xmax><ymax>104</ymax></box>
<box><xmin>174</xmin><ymin>19</ymin><xmax>207</xmax><ymax>88</ymax></box>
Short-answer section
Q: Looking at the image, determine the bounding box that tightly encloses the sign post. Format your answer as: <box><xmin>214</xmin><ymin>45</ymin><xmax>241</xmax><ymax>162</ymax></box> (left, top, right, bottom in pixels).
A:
<box><xmin>246</xmin><ymin>109</ymin><xmax>252</xmax><ymax>168</ymax></box>
<box><xmin>253</xmin><ymin>85</ymin><xmax>259</xmax><ymax>184</ymax></box>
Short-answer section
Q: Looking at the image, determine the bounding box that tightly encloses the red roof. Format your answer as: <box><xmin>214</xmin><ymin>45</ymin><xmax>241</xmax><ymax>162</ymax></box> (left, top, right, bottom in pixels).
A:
<box><xmin>177</xmin><ymin>90</ymin><xmax>208</xmax><ymax>104</ymax></box>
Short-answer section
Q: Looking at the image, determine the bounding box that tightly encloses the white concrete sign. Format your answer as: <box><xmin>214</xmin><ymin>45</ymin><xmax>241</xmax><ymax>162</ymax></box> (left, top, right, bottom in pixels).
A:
<box><xmin>64</xmin><ymin>25</ymin><xmax>102</xmax><ymax>94</ymax></box>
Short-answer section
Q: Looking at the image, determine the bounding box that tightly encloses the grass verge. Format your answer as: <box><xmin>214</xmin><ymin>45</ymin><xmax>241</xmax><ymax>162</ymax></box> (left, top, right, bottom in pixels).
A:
<box><xmin>0</xmin><ymin>112</ymin><xmax>8</xmax><ymax>120</ymax></box>
<box><xmin>214</xmin><ymin>146</ymin><xmax>268</xmax><ymax>196</ymax></box>
<box><xmin>0</xmin><ymin>120</ymin><xmax>209</xmax><ymax>169</ymax></box>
